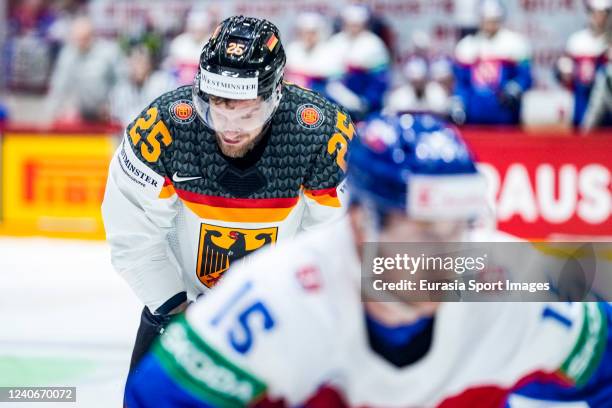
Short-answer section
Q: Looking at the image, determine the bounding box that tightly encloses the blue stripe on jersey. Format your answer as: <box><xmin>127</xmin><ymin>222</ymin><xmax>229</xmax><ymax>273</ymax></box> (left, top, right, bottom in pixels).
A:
<box><xmin>512</xmin><ymin>302</ymin><xmax>612</xmax><ymax>406</ymax></box>
<box><xmin>125</xmin><ymin>354</ymin><xmax>216</xmax><ymax>408</ymax></box>
<box><xmin>365</xmin><ymin>314</ymin><xmax>433</xmax><ymax>347</ymax></box>
<box><xmin>365</xmin><ymin>313</ymin><xmax>435</xmax><ymax>367</ymax></box>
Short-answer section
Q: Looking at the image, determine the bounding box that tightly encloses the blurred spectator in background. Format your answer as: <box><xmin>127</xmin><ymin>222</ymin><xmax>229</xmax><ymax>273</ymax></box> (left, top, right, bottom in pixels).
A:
<box><xmin>8</xmin><ymin>0</ymin><xmax>55</xmax><ymax>34</ymax></box>
<box><xmin>410</xmin><ymin>30</ymin><xmax>433</xmax><ymax>61</ymax></box>
<box><xmin>565</xmin><ymin>0</ymin><xmax>611</xmax><ymax>127</ymax></box>
<box><xmin>47</xmin><ymin>0</ymin><xmax>88</xmax><ymax>59</ymax></box>
<box><xmin>554</xmin><ymin>55</ymin><xmax>576</xmax><ymax>90</ymax></box>
<box><xmin>326</xmin><ymin>5</ymin><xmax>390</xmax><ymax>121</ymax></box>
<box><xmin>346</xmin><ymin>0</ymin><xmax>396</xmax><ymax>58</ymax></box>
<box><xmin>0</xmin><ymin>100</ymin><xmax>8</xmax><ymax>125</ymax></box>
<box><xmin>167</xmin><ymin>9</ymin><xmax>217</xmax><ymax>86</ymax></box>
<box><xmin>110</xmin><ymin>46</ymin><xmax>176</xmax><ymax>127</ymax></box>
<box><xmin>452</xmin><ymin>0</ymin><xmax>532</xmax><ymax>125</ymax></box>
<box><xmin>285</xmin><ymin>12</ymin><xmax>338</xmax><ymax>95</ymax></box>
<box><xmin>431</xmin><ymin>56</ymin><xmax>455</xmax><ymax>96</ymax></box>
<box><xmin>385</xmin><ymin>57</ymin><xmax>450</xmax><ymax>115</ymax></box>
<box><xmin>333</xmin><ymin>0</ymin><xmax>396</xmax><ymax>58</ymax></box>
<box><xmin>118</xmin><ymin>17</ymin><xmax>165</xmax><ymax>68</ymax></box>
<box><xmin>582</xmin><ymin>47</ymin><xmax>612</xmax><ymax>131</ymax></box>
<box><xmin>454</xmin><ymin>0</ymin><xmax>480</xmax><ymax>39</ymax></box>
<box><xmin>5</xmin><ymin>0</ymin><xmax>56</xmax><ymax>92</ymax></box>
<box><xmin>46</xmin><ymin>16</ymin><xmax>123</xmax><ymax>124</ymax></box>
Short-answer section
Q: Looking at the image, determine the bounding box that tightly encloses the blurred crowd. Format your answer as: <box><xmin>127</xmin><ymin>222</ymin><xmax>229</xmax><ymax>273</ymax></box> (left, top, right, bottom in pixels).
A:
<box><xmin>1</xmin><ymin>0</ymin><xmax>611</xmax><ymax>131</ymax></box>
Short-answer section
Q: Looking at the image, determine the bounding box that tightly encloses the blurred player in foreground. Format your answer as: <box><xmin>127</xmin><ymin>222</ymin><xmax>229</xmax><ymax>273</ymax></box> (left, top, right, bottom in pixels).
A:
<box><xmin>125</xmin><ymin>114</ymin><xmax>611</xmax><ymax>407</ymax></box>
<box><xmin>102</xmin><ymin>16</ymin><xmax>352</xmax><ymax>375</ymax></box>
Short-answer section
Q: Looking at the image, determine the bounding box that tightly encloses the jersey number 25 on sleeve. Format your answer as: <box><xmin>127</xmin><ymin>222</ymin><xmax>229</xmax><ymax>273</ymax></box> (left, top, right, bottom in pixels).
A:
<box><xmin>129</xmin><ymin>106</ymin><xmax>173</xmax><ymax>162</ymax></box>
<box><xmin>328</xmin><ymin>111</ymin><xmax>355</xmax><ymax>172</ymax></box>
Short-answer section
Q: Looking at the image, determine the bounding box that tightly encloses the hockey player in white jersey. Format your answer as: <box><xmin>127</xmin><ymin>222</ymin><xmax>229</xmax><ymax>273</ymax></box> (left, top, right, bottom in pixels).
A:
<box><xmin>125</xmin><ymin>114</ymin><xmax>611</xmax><ymax>407</ymax></box>
<box><xmin>102</xmin><ymin>16</ymin><xmax>352</xmax><ymax>374</ymax></box>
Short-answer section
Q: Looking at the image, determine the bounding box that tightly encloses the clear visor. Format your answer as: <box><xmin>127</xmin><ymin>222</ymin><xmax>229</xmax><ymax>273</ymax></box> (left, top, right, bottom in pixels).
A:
<box><xmin>192</xmin><ymin>84</ymin><xmax>281</xmax><ymax>133</ymax></box>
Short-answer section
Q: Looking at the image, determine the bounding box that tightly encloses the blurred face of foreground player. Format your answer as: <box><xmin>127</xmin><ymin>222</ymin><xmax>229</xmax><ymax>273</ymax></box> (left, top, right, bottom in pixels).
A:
<box><xmin>351</xmin><ymin>209</ymin><xmax>468</xmax><ymax>325</ymax></box>
<box><xmin>345</xmin><ymin>114</ymin><xmax>489</xmax><ymax>325</ymax></box>
<box><xmin>193</xmin><ymin>17</ymin><xmax>286</xmax><ymax>158</ymax></box>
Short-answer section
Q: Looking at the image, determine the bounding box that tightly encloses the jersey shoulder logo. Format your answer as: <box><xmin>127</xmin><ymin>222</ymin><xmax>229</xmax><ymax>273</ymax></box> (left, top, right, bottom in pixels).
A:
<box><xmin>169</xmin><ymin>99</ymin><xmax>196</xmax><ymax>124</ymax></box>
<box><xmin>296</xmin><ymin>103</ymin><xmax>324</xmax><ymax>129</ymax></box>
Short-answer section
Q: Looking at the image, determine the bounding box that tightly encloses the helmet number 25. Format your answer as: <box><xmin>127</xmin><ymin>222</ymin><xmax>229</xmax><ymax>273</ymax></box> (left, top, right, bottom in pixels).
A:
<box><xmin>328</xmin><ymin>111</ymin><xmax>355</xmax><ymax>172</ymax></box>
<box><xmin>128</xmin><ymin>106</ymin><xmax>173</xmax><ymax>162</ymax></box>
<box><xmin>226</xmin><ymin>42</ymin><xmax>246</xmax><ymax>56</ymax></box>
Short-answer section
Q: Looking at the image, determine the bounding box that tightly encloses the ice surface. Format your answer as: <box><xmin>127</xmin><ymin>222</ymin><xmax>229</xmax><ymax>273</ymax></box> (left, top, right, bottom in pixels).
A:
<box><xmin>0</xmin><ymin>237</ymin><xmax>141</xmax><ymax>407</ymax></box>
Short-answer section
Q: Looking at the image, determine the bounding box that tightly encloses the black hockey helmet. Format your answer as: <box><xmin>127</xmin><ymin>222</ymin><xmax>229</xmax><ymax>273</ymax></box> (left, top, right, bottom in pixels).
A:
<box><xmin>192</xmin><ymin>16</ymin><xmax>286</xmax><ymax>133</ymax></box>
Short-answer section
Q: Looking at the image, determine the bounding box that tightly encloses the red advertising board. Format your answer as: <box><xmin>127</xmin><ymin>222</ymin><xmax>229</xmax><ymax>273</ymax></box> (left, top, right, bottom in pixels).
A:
<box><xmin>464</xmin><ymin>129</ymin><xmax>612</xmax><ymax>239</ymax></box>
<box><xmin>0</xmin><ymin>124</ymin><xmax>609</xmax><ymax>241</ymax></box>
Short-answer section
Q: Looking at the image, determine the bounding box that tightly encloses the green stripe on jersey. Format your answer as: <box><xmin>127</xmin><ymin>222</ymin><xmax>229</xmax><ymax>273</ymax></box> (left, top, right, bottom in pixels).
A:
<box><xmin>153</xmin><ymin>315</ymin><xmax>266</xmax><ymax>407</ymax></box>
<box><xmin>560</xmin><ymin>303</ymin><xmax>608</xmax><ymax>387</ymax></box>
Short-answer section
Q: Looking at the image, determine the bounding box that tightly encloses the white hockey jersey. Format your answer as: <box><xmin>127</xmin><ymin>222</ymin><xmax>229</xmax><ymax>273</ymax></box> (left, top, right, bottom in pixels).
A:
<box><xmin>385</xmin><ymin>82</ymin><xmax>450</xmax><ymax>115</ymax></box>
<box><xmin>454</xmin><ymin>28</ymin><xmax>531</xmax><ymax>85</ymax></box>
<box><xmin>285</xmin><ymin>40</ymin><xmax>343</xmax><ymax>87</ymax></box>
<box><xmin>327</xmin><ymin>30</ymin><xmax>390</xmax><ymax>72</ymax></box>
<box><xmin>142</xmin><ymin>219</ymin><xmax>608</xmax><ymax>407</ymax></box>
<box><xmin>101</xmin><ymin>84</ymin><xmax>352</xmax><ymax>312</ymax></box>
<box><xmin>566</xmin><ymin>28</ymin><xmax>608</xmax><ymax>85</ymax></box>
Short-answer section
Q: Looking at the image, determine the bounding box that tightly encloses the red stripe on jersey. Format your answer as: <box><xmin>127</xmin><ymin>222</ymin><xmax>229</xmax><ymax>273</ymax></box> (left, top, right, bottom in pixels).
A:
<box><xmin>252</xmin><ymin>385</ymin><xmax>348</xmax><ymax>408</ymax></box>
<box><xmin>304</xmin><ymin>187</ymin><xmax>338</xmax><ymax>198</ymax></box>
<box><xmin>175</xmin><ymin>188</ymin><xmax>299</xmax><ymax>208</ymax></box>
<box><xmin>439</xmin><ymin>370</ymin><xmax>572</xmax><ymax>408</ymax></box>
<box><xmin>254</xmin><ymin>370</ymin><xmax>572</xmax><ymax>408</ymax></box>
<box><xmin>454</xmin><ymin>57</ymin><xmax>524</xmax><ymax>68</ymax></box>
<box><xmin>571</xmin><ymin>55</ymin><xmax>607</xmax><ymax>63</ymax></box>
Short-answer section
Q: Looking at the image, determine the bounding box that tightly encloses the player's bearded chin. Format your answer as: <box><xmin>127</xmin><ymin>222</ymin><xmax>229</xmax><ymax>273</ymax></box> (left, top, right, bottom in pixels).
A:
<box><xmin>209</xmin><ymin>96</ymin><xmax>267</xmax><ymax>158</ymax></box>
<box><xmin>215</xmin><ymin>127</ymin><xmax>264</xmax><ymax>158</ymax></box>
